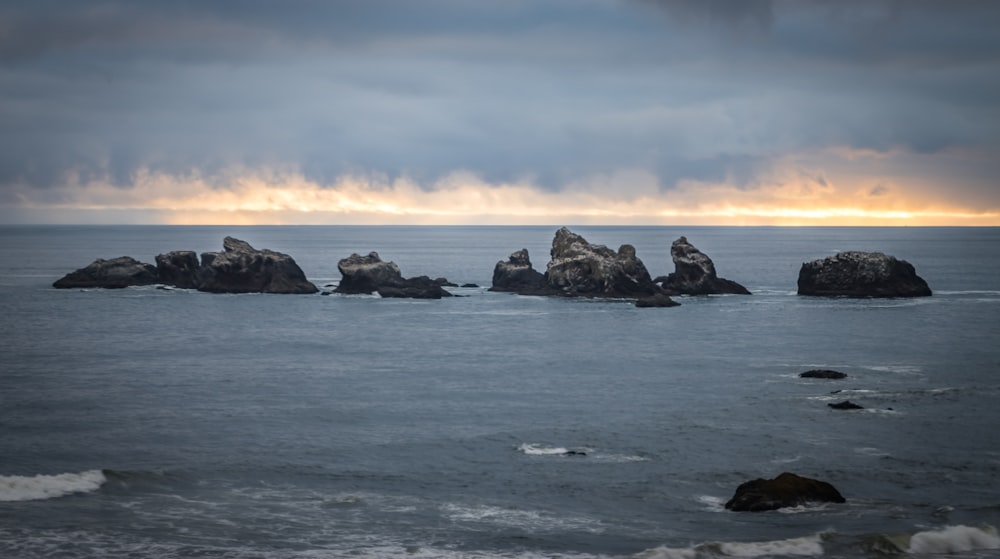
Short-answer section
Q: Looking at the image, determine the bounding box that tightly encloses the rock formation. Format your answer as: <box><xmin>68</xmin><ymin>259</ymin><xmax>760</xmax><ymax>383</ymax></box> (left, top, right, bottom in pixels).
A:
<box><xmin>544</xmin><ymin>227</ymin><xmax>659</xmax><ymax>298</ymax></box>
<box><xmin>155</xmin><ymin>251</ymin><xmax>199</xmax><ymax>289</ymax></box>
<box><xmin>658</xmin><ymin>236</ymin><xmax>750</xmax><ymax>295</ymax></box>
<box><xmin>53</xmin><ymin>256</ymin><xmax>159</xmax><ymax>289</ymax></box>
<box><xmin>335</xmin><ymin>252</ymin><xmax>452</xmax><ymax>299</ymax></box>
<box><xmin>828</xmin><ymin>400</ymin><xmax>864</xmax><ymax>410</ymax></box>
<box><xmin>490</xmin><ymin>249</ymin><xmax>546</xmax><ymax>293</ymax></box>
<box><xmin>194</xmin><ymin>237</ymin><xmax>318</xmax><ymax>294</ymax></box>
<box><xmin>800</xmin><ymin>369</ymin><xmax>848</xmax><ymax>379</ymax></box>
<box><xmin>725</xmin><ymin>472</ymin><xmax>846</xmax><ymax>512</ymax></box>
<box><xmin>635</xmin><ymin>293</ymin><xmax>681</xmax><ymax>308</ymax></box>
<box><xmin>797</xmin><ymin>251</ymin><xmax>931</xmax><ymax>297</ymax></box>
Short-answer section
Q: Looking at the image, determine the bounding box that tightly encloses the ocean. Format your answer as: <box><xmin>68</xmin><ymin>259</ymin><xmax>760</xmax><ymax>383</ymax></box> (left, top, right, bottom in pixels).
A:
<box><xmin>1</xmin><ymin>225</ymin><xmax>999</xmax><ymax>558</ymax></box>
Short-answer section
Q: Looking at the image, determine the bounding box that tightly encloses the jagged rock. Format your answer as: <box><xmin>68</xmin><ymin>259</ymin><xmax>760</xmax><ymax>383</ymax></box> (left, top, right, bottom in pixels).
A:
<box><xmin>490</xmin><ymin>249</ymin><xmax>546</xmax><ymax>293</ymax></box>
<box><xmin>828</xmin><ymin>400</ymin><xmax>864</xmax><ymax>410</ymax></box>
<box><xmin>53</xmin><ymin>256</ymin><xmax>159</xmax><ymax>289</ymax></box>
<box><xmin>800</xmin><ymin>369</ymin><xmax>848</xmax><ymax>379</ymax></box>
<box><xmin>659</xmin><ymin>237</ymin><xmax>750</xmax><ymax>295</ymax></box>
<box><xmin>195</xmin><ymin>237</ymin><xmax>318</xmax><ymax>294</ymax></box>
<box><xmin>155</xmin><ymin>251</ymin><xmax>199</xmax><ymax>289</ymax></box>
<box><xmin>545</xmin><ymin>228</ymin><xmax>658</xmax><ymax>298</ymax></box>
<box><xmin>635</xmin><ymin>293</ymin><xmax>681</xmax><ymax>308</ymax></box>
<box><xmin>798</xmin><ymin>251</ymin><xmax>931</xmax><ymax>297</ymax></box>
<box><xmin>725</xmin><ymin>472</ymin><xmax>846</xmax><ymax>512</ymax></box>
<box><xmin>335</xmin><ymin>252</ymin><xmax>452</xmax><ymax>298</ymax></box>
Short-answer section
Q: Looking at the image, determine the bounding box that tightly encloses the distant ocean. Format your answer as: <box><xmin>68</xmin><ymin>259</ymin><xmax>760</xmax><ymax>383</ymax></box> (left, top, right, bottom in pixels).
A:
<box><xmin>2</xmin><ymin>225</ymin><xmax>999</xmax><ymax>559</ymax></box>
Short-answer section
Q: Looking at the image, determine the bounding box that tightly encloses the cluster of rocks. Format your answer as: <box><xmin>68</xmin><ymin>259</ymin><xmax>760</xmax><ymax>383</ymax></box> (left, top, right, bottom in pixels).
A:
<box><xmin>53</xmin><ymin>227</ymin><xmax>933</xmax><ymax>302</ymax></box>
<box><xmin>53</xmin><ymin>237</ymin><xmax>318</xmax><ymax>294</ymax></box>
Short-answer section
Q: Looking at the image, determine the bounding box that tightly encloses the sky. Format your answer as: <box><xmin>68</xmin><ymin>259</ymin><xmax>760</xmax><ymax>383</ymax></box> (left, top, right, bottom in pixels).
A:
<box><xmin>1</xmin><ymin>0</ymin><xmax>999</xmax><ymax>226</ymax></box>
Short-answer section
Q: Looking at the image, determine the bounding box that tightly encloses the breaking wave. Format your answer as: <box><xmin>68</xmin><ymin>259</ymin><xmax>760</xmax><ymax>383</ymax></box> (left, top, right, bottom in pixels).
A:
<box><xmin>0</xmin><ymin>470</ymin><xmax>106</xmax><ymax>502</ymax></box>
<box><xmin>634</xmin><ymin>532</ymin><xmax>826</xmax><ymax>558</ymax></box>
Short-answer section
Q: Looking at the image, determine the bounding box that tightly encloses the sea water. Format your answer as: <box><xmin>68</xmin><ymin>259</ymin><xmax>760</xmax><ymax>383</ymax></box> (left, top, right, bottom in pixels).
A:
<box><xmin>1</xmin><ymin>225</ymin><xmax>999</xmax><ymax>558</ymax></box>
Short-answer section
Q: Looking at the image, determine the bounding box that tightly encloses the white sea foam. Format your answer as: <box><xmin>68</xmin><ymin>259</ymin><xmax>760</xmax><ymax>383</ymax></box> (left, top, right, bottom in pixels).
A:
<box><xmin>517</xmin><ymin>443</ymin><xmax>591</xmax><ymax>456</ymax></box>
<box><xmin>441</xmin><ymin>503</ymin><xmax>604</xmax><ymax>533</ymax></box>
<box><xmin>0</xmin><ymin>470</ymin><xmax>106</xmax><ymax>502</ymax></box>
<box><xmin>907</xmin><ymin>524</ymin><xmax>1000</xmax><ymax>554</ymax></box>
<box><xmin>695</xmin><ymin>495</ymin><xmax>726</xmax><ymax>512</ymax></box>
<box><xmin>634</xmin><ymin>533</ymin><xmax>825</xmax><ymax>559</ymax></box>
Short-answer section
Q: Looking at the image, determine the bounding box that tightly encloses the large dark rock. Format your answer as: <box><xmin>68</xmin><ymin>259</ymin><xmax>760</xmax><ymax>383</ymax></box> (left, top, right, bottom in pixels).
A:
<box><xmin>659</xmin><ymin>237</ymin><xmax>750</xmax><ymax>295</ymax></box>
<box><xmin>335</xmin><ymin>252</ymin><xmax>452</xmax><ymax>298</ymax></box>
<box><xmin>797</xmin><ymin>251</ymin><xmax>931</xmax><ymax>298</ymax></box>
<box><xmin>725</xmin><ymin>472</ymin><xmax>846</xmax><ymax>512</ymax></box>
<box><xmin>490</xmin><ymin>249</ymin><xmax>546</xmax><ymax>293</ymax></box>
<box><xmin>155</xmin><ymin>251</ymin><xmax>199</xmax><ymax>289</ymax></box>
<box><xmin>828</xmin><ymin>400</ymin><xmax>864</xmax><ymax>410</ymax></box>
<box><xmin>195</xmin><ymin>237</ymin><xmax>318</xmax><ymax>294</ymax></box>
<box><xmin>545</xmin><ymin>227</ymin><xmax>658</xmax><ymax>298</ymax></box>
<box><xmin>53</xmin><ymin>257</ymin><xmax>159</xmax><ymax>289</ymax></box>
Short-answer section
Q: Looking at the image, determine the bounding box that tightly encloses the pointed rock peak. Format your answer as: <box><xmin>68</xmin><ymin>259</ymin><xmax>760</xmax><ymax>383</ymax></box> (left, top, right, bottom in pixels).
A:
<box><xmin>508</xmin><ymin>248</ymin><xmax>532</xmax><ymax>266</ymax></box>
<box><xmin>223</xmin><ymin>236</ymin><xmax>255</xmax><ymax>253</ymax></box>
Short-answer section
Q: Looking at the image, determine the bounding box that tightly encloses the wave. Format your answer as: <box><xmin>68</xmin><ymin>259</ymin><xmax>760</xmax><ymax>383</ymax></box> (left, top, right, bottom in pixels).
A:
<box><xmin>907</xmin><ymin>524</ymin><xmax>1000</xmax><ymax>554</ymax></box>
<box><xmin>634</xmin><ymin>532</ymin><xmax>826</xmax><ymax>558</ymax></box>
<box><xmin>0</xmin><ymin>470</ymin><xmax>106</xmax><ymax>502</ymax></box>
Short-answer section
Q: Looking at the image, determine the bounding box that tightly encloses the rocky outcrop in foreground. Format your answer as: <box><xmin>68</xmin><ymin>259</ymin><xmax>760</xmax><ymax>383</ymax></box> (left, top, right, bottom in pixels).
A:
<box><xmin>335</xmin><ymin>252</ymin><xmax>452</xmax><ymax>299</ymax></box>
<box><xmin>53</xmin><ymin>257</ymin><xmax>159</xmax><ymax>289</ymax></box>
<box><xmin>54</xmin><ymin>237</ymin><xmax>318</xmax><ymax>294</ymax></box>
<box><xmin>797</xmin><ymin>252</ymin><xmax>931</xmax><ymax>297</ymax></box>
<box><xmin>657</xmin><ymin>237</ymin><xmax>750</xmax><ymax>295</ymax></box>
<box><xmin>725</xmin><ymin>472</ymin><xmax>846</xmax><ymax>512</ymax></box>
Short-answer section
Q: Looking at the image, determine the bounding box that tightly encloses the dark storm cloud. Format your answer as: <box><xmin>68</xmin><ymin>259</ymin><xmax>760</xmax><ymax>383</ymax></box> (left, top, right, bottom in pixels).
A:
<box><xmin>0</xmin><ymin>0</ymin><xmax>998</xmax><ymax>199</ymax></box>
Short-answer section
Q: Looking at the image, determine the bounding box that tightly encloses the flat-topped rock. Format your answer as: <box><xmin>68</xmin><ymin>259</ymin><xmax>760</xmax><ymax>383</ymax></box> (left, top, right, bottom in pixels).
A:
<box><xmin>659</xmin><ymin>236</ymin><xmax>750</xmax><ymax>295</ymax></box>
<box><xmin>798</xmin><ymin>251</ymin><xmax>931</xmax><ymax>298</ymax></box>
<box><xmin>545</xmin><ymin>227</ymin><xmax>658</xmax><ymax>298</ymax></box>
<box><xmin>725</xmin><ymin>472</ymin><xmax>846</xmax><ymax>512</ymax></box>
<box><xmin>335</xmin><ymin>252</ymin><xmax>452</xmax><ymax>298</ymax></box>
<box><xmin>53</xmin><ymin>256</ymin><xmax>159</xmax><ymax>289</ymax></box>
<box><xmin>800</xmin><ymin>369</ymin><xmax>848</xmax><ymax>379</ymax></box>
<box><xmin>195</xmin><ymin>237</ymin><xmax>318</xmax><ymax>294</ymax></box>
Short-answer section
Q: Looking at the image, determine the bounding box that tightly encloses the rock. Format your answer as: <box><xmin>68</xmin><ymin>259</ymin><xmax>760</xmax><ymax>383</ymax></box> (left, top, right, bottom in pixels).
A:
<box><xmin>490</xmin><ymin>249</ymin><xmax>547</xmax><ymax>293</ymax></box>
<box><xmin>800</xmin><ymin>369</ymin><xmax>848</xmax><ymax>379</ymax></box>
<box><xmin>435</xmin><ymin>277</ymin><xmax>458</xmax><ymax>287</ymax></box>
<box><xmin>334</xmin><ymin>252</ymin><xmax>405</xmax><ymax>294</ymax></box>
<box><xmin>53</xmin><ymin>256</ymin><xmax>159</xmax><ymax>289</ymax></box>
<box><xmin>461</xmin><ymin>283</ymin><xmax>479</xmax><ymax>288</ymax></box>
<box><xmin>195</xmin><ymin>237</ymin><xmax>318</xmax><ymax>294</ymax></box>
<box><xmin>724</xmin><ymin>472</ymin><xmax>846</xmax><ymax>512</ymax></box>
<box><xmin>659</xmin><ymin>237</ymin><xmax>751</xmax><ymax>295</ymax></box>
<box><xmin>797</xmin><ymin>251</ymin><xmax>931</xmax><ymax>297</ymax></box>
<box><xmin>155</xmin><ymin>251</ymin><xmax>199</xmax><ymax>289</ymax></box>
<box><xmin>635</xmin><ymin>293</ymin><xmax>681</xmax><ymax>308</ymax></box>
<box><xmin>335</xmin><ymin>252</ymin><xmax>452</xmax><ymax>298</ymax></box>
<box><xmin>545</xmin><ymin>228</ymin><xmax>658</xmax><ymax>298</ymax></box>
<box><xmin>828</xmin><ymin>400</ymin><xmax>864</xmax><ymax>410</ymax></box>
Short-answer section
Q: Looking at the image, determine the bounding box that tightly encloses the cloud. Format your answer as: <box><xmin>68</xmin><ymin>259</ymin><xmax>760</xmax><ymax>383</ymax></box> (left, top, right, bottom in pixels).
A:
<box><xmin>0</xmin><ymin>0</ymin><xmax>998</xmax><ymax>224</ymax></box>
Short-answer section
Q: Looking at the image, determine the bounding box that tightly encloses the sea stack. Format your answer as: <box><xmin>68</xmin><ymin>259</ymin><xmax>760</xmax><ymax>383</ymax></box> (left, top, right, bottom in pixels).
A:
<box><xmin>194</xmin><ymin>237</ymin><xmax>318</xmax><ymax>294</ymax></box>
<box><xmin>797</xmin><ymin>251</ymin><xmax>931</xmax><ymax>297</ymax></box>
<box><xmin>545</xmin><ymin>227</ymin><xmax>659</xmax><ymax>298</ymax></box>
<box><xmin>53</xmin><ymin>256</ymin><xmax>159</xmax><ymax>289</ymax></box>
<box><xmin>658</xmin><ymin>236</ymin><xmax>750</xmax><ymax>295</ymax></box>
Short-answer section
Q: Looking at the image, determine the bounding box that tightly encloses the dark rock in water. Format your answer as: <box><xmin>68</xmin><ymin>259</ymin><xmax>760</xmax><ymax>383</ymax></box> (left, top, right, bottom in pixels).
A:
<box><xmin>335</xmin><ymin>252</ymin><xmax>452</xmax><ymax>298</ymax></box>
<box><xmin>155</xmin><ymin>251</ymin><xmax>199</xmax><ymax>289</ymax></box>
<box><xmin>828</xmin><ymin>400</ymin><xmax>864</xmax><ymax>410</ymax></box>
<box><xmin>435</xmin><ymin>277</ymin><xmax>458</xmax><ymax>287</ymax></box>
<box><xmin>377</xmin><ymin>276</ymin><xmax>453</xmax><ymax>299</ymax></box>
<box><xmin>800</xmin><ymin>369</ymin><xmax>848</xmax><ymax>379</ymax></box>
<box><xmin>545</xmin><ymin>228</ymin><xmax>658</xmax><ymax>298</ymax></box>
<box><xmin>725</xmin><ymin>472</ymin><xmax>846</xmax><ymax>512</ymax></box>
<box><xmin>563</xmin><ymin>450</ymin><xmax>587</xmax><ymax>456</ymax></box>
<box><xmin>635</xmin><ymin>293</ymin><xmax>681</xmax><ymax>308</ymax></box>
<box><xmin>334</xmin><ymin>252</ymin><xmax>405</xmax><ymax>294</ymax></box>
<box><xmin>461</xmin><ymin>283</ymin><xmax>479</xmax><ymax>288</ymax></box>
<box><xmin>797</xmin><ymin>251</ymin><xmax>931</xmax><ymax>297</ymax></box>
<box><xmin>490</xmin><ymin>248</ymin><xmax>547</xmax><ymax>293</ymax></box>
<box><xmin>53</xmin><ymin>256</ymin><xmax>159</xmax><ymax>289</ymax></box>
<box><xmin>659</xmin><ymin>237</ymin><xmax>751</xmax><ymax>295</ymax></box>
<box><xmin>195</xmin><ymin>237</ymin><xmax>318</xmax><ymax>294</ymax></box>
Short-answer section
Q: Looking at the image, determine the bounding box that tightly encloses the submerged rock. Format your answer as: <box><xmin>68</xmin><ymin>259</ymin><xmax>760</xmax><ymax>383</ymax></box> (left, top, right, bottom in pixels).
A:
<box><xmin>828</xmin><ymin>400</ymin><xmax>864</xmax><ymax>410</ymax></box>
<box><xmin>490</xmin><ymin>249</ymin><xmax>546</xmax><ymax>293</ymax></box>
<box><xmin>797</xmin><ymin>251</ymin><xmax>931</xmax><ymax>298</ymax></box>
<box><xmin>659</xmin><ymin>237</ymin><xmax>750</xmax><ymax>295</ymax></box>
<box><xmin>53</xmin><ymin>256</ymin><xmax>159</xmax><ymax>289</ymax></box>
<box><xmin>635</xmin><ymin>293</ymin><xmax>681</xmax><ymax>308</ymax></box>
<box><xmin>725</xmin><ymin>472</ymin><xmax>846</xmax><ymax>512</ymax></box>
<box><xmin>800</xmin><ymin>369</ymin><xmax>848</xmax><ymax>380</ymax></box>
<box><xmin>335</xmin><ymin>252</ymin><xmax>453</xmax><ymax>298</ymax></box>
<box><xmin>545</xmin><ymin>227</ymin><xmax>658</xmax><ymax>298</ymax></box>
<box><xmin>195</xmin><ymin>237</ymin><xmax>318</xmax><ymax>294</ymax></box>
